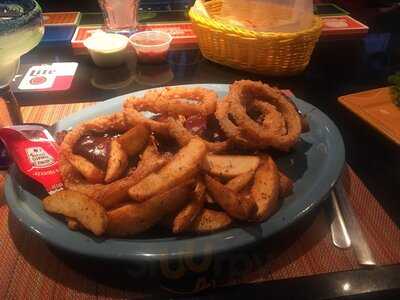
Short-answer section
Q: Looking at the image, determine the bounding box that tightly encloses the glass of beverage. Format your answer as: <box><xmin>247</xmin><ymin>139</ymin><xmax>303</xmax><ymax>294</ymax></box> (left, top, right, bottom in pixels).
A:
<box><xmin>0</xmin><ymin>0</ymin><xmax>44</xmax><ymax>125</ymax></box>
<box><xmin>98</xmin><ymin>0</ymin><xmax>140</xmax><ymax>33</ymax></box>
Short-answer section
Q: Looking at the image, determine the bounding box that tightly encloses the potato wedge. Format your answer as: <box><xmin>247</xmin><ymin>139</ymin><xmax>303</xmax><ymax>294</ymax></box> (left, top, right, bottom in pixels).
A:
<box><xmin>66</xmin><ymin>217</ymin><xmax>82</xmax><ymax>230</ymax></box>
<box><xmin>187</xmin><ymin>209</ymin><xmax>233</xmax><ymax>233</ymax></box>
<box><xmin>104</xmin><ymin>140</ymin><xmax>128</xmax><ymax>183</ymax></box>
<box><xmin>205</xmin><ymin>193</ymin><xmax>214</xmax><ymax>204</ymax></box>
<box><xmin>204</xmin><ymin>175</ymin><xmax>256</xmax><ymax>220</ymax></box>
<box><xmin>117</xmin><ymin>124</ymin><xmax>150</xmax><ymax>157</ymax></box>
<box><xmin>202</xmin><ymin>154</ymin><xmax>260</xmax><ymax>178</ymax></box>
<box><xmin>67</xmin><ymin>154</ymin><xmax>105</xmax><ymax>184</ymax></box>
<box><xmin>279</xmin><ymin>171</ymin><xmax>294</xmax><ymax>198</ymax></box>
<box><xmin>172</xmin><ymin>180</ymin><xmax>206</xmax><ymax>234</ymax></box>
<box><xmin>96</xmin><ymin>146</ymin><xmax>168</xmax><ymax>209</ymax></box>
<box><xmin>251</xmin><ymin>157</ymin><xmax>280</xmax><ymax>221</ymax></box>
<box><xmin>225</xmin><ymin>170</ymin><xmax>255</xmax><ymax>192</ymax></box>
<box><xmin>138</xmin><ymin>135</ymin><xmax>162</xmax><ymax>163</ymax></box>
<box><xmin>43</xmin><ymin>190</ymin><xmax>108</xmax><ymax>236</ymax></box>
<box><xmin>129</xmin><ymin>138</ymin><xmax>207</xmax><ymax>202</ymax></box>
<box><xmin>107</xmin><ymin>182</ymin><xmax>192</xmax><ymax>237</ymax></box>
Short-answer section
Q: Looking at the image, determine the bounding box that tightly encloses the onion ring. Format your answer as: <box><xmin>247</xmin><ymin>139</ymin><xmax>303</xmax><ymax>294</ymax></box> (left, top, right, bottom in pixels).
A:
<box><xmin>215</xmin><ymin>100</ymin><xmax>264</xmax><ymax>149</ymax></box>
<box><xmin>227</xmin><ymin>80</ymin><xmax>302</xmax><ymax>151</ymax></box>
<box><xmin>123</xmin><ymin>100</ymin><xmax>169</xmax><ymax>135</ymax></box>
<box><xmin>167</xmin><ymin>117</ymin><xmax>229</xmax><ymax>153</ymax></box>
<box><xmin>123</xmin><ymin>87</ymin><xmax>218</xmax><ymax>135</ymax></box>
<box><xmin>129</xmin><ymin>86</ymin><xmax>217</xmax><ymax>116</ymax></box>
<box><xmin>250</xmin><ymin>100</ymin><xmax>286</xmax><ymax>136</ymax></box>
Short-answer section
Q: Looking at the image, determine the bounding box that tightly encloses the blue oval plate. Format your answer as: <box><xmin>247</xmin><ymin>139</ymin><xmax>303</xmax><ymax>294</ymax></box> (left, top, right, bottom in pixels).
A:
<box><xmin>5</xmin><ymin>84</ymin><xmax>345</xmax><ymax>262</ymax></box>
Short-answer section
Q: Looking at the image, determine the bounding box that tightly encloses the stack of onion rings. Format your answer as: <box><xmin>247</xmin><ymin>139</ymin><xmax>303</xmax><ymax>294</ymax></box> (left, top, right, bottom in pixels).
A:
<box><xmin>217</xmin><ymin>80</ymin><xmax>302</xmax><ymax>151</ymax></box>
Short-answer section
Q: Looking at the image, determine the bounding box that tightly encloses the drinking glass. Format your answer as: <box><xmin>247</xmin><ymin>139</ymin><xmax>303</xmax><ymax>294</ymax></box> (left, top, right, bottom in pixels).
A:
<box><xmin>98</xmin><ymin>0</ymin><xmax>140</xmax><ymax>33</ymax></box>
<box><xmin>0</xmin><ymin>0</ymin><xmax>44</xmax><ymax>124</ymax></box>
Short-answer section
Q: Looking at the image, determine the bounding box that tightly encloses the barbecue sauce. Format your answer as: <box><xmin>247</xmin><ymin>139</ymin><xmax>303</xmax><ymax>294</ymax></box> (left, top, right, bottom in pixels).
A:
<box><xmin>73</xmin><ymin>134</ymin><xmax>112</xmax><ymax>170</ymax></box>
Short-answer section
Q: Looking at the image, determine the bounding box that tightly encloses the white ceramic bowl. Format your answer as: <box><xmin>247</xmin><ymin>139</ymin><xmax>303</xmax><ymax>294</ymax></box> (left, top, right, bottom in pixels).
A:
<box><xmin>84</xmin><ymin>32</ymin><xmax>129</xmax><ymax>67</ymax></box>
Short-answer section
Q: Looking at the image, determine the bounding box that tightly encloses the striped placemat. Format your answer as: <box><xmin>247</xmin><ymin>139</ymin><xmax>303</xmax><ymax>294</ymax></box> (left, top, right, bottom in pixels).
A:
<box><xmin>22</xmin><ymin>103</ymin><xmax>95</xmax><ymax>125</ymax></box>
<box><xmin>0</xmin><ymin>103</ymin><xmax>398</xmax><ymax>297</ymax></box>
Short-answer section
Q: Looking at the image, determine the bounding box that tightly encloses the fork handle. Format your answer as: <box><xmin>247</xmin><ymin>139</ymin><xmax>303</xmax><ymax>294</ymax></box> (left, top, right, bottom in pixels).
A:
<box><xmin>335</xmin><ymin>179</ymin><xmax>376</xmax><ymax>266</ymax></box>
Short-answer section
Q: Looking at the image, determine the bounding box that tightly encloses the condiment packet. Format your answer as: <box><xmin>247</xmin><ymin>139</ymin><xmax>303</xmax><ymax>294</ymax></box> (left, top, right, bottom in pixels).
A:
<box><xmin>0</xmin><ymin>125</ymin><xmax>63</xmax><ymax>195</ymax></box>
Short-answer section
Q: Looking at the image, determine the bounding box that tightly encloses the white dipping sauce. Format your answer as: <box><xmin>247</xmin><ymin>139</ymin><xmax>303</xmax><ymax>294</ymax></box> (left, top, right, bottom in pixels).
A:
<box><xmin>84</xmin><ymin>32</ymin><xmax>129</xmax><ymax>67</ymax></box>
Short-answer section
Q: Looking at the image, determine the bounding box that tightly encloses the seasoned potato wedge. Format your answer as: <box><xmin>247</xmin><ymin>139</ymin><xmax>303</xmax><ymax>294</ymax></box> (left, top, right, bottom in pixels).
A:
<box><xmin>67</xmin><ymin>154</ymin><xmax>105</xmax><ymax>184</ymax></box>
<box><xmin>117</xmin><ymin>124</ymin><xmax>150</xmax><ymax>157</ymax></box>
<box><xmin>96</xmin><ymin>142</ymin><xmax>168</xmax><ymax>209</ymax></box>
<box><xmin>279</xmin><ymin>171</ymin><xmax>294</xmax><ymax>198</ymax></box>
<box><xmin>104</xmin><ymin>140</ymin><xmax>128</xmax><ymax>183</ymax></box>
<box><xmin>129</xmin><ymin>138</ymin><xmax>207</xmax><ymax>202</ymax></box>
<box><xmin>43</xmin><ymin>190</ymin><xmax>108</xmax><ymax>236</ymax></box>
<box><xmin>205</xmin><ymin>175</ymin><xmax>256</xmax><ymax>220</ymax></box>
<box><xmin>202</xmin><ymin>154</ymin><xmax>260</xmax><ymax>178</ymax></box>
<box><xmin>107</xmin><ymin>182</ymin><xmax>192</xmax><ymax>236</ymax></box>
<box><xmin>188</xmin><ymin>209</ymin><xmax>233</xmax><ymax>233</ymax></box>
<box><xmin>66</xmin><ymin>217</ymin><xmax>82</xmax><ymax>230</ymax></box>
<box><xmin>251</xmin><ymin>157</ymin><xmax>280</xmax><ymax>221</ymax></box>
<box><xmin>172</xmin><ymin>180</ymin><xmax>206</xmax><ymax>234</ymax></box>
<box><xmin>225</xmin><ymin>170</ymin><xmax>255</xmax><ymax>192</ymax></box>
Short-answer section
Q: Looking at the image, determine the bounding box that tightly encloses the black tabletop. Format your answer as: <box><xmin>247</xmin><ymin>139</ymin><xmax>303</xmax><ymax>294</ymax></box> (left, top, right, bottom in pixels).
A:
<box><xmin>12</xmin><ymin>2</ymin><xmax>400</xmax><ymax>299</ymax></box>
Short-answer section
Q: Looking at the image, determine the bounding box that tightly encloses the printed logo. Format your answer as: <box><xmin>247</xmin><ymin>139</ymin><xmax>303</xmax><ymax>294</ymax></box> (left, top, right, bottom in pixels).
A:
<box><xmin>25</xmin><ymin>147</ymin><xmax>55</xmax><ymax>168</ymax></box>
<box><xmin>29</xmin><ymin>76</ymin><xmax>47</xmax><ymax>85</ymax></box>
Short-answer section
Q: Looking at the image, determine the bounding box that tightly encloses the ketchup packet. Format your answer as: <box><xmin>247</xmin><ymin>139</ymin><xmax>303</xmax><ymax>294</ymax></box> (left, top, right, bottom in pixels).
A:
<box><xmin>0</xmin><ymin>125</ymin><xmax>64</xmax><ymax>195</ymax></box>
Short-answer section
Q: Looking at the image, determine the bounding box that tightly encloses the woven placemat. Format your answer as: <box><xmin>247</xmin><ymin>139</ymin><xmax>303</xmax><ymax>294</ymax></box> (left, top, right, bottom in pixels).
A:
<box><xmin>0</xmin><ymin>103</ymin><xmax>399</xmax><ymax>298</ymax></box>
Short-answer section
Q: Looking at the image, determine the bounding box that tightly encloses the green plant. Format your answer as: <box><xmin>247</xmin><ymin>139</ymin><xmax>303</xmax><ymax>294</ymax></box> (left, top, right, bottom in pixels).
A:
<box><xmin>388</xmin><ymin>72</ymin><xmax>400</xmax><ymax>107</ymax></box>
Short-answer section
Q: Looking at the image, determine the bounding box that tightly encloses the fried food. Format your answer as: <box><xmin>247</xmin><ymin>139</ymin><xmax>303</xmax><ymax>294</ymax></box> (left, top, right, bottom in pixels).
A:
<box><xmin>187</xmin><ymin>209</ymin><xmax>233</xmax><ymax>233</ymax></box>
<box><xmin>61</xmin><ymin>140</ymin><xmax>169</xmax><ymax>209</ymax></box>
<box><xmin>250</xmin><ymin>157</ymin><xmax>280</xmax><ymax>221</ymax></box>
<box><xmin>215</xmin><ymin>100</ymin><xmax>263</xmax><ymax>149</ymax></box>
<box><xmin>250</xmin><ymin>100</ymin><xmax>286</xmax><ymax>136</ymax></box>
<box><xmin>66</xmin><ymin>217</ymin><xmax>82</xmax><ymax>230</ymax></box>
<box><xmin>66</xmin><ymin>154</ymin><xmax>105</xmax><ymax>184</ymax></box>
<box><xmin>123</xmin><ymin>101</ymin><xmax>170</xmax><ymax>135</ymax></box>
<box><xmin>279</xmin><ymin>171</ymin><xmax>294</xmax><ymax>198</ymax></box>
<box><xmin>53</xmin><ymin>80</ymin><xmax>300</xmax><ymax>238</ymax></box>
<box><xmin>43</xmin><ymin>190</ymin><xmax>108</xmax><ymax>236</ymax></box>
<box><xmin>226</xmin><ymin>80</ymin><xmax>302</xmax><ymax>151</ymax></box>
<box><xmin>225</xmin><ymin>170</ymin><xmax>255</xmax><ymax>192</ymax></box>
<box><xmin>104</xmin><ymin>140</ymin><xmax>128</xmax><ymax>183</ymax></box>
<box><xmin>117</xmin><ymin>124</ymin><xmax>150</xmax><ymax>156</ymax></box>
<box><xmin>202</xmin><ymin>154</ymin><xmax>260</xmax><ymax>178</ymax></box>
<box><xmin>167</xmin><ymin>117</ymin><xmax>229</xmax><ymax>153</ymax></box>
<box><xmin>61</xmin><ymin>113</ymin><xmax>129</xmax><ymax>183</ymax></box>
<box><xmin>172</xmin><ymin>180</ymin><xmax>206</xmax><ymax>234</ymax></box>
<box><xmin>204</xmin><ymin>175</ymin><xmax>256</xmax><ymax>220</ymax></box>
<box><xmin>127</xmin><ymin>86</ymin><xmax>217</xmax><ymax>117</ymax></box>
<box><xmin>123</xmin><ymin>87</ymin><xmax>218</xmax><ymax>135</ymax></box>
<box><xmin>129</xmin><ymin>138</ymin><xmax>207</xmax><ymax>202</ymax></box>
<box><xmin>107</xmin><ymin>182</ymin><xmax>192</xmax><ymax>237</ymax></box>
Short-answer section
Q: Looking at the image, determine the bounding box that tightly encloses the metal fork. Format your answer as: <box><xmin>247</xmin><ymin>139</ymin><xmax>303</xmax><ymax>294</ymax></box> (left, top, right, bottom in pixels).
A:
<box><xmin>330</xmin><ymin>177</ymin><xmax>376</xmax><ymax>266</ymax></box>
<box><xmin>330</xmin><ymin>189</ymin><xmax>351</xmax><ymax>249</ymax></box>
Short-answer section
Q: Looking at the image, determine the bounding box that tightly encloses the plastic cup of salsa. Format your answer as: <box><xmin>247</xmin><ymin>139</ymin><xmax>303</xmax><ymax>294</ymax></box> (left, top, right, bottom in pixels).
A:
<box><xmin>129</xmin><ymin>31</ymin><xmax>172</xmax><ymax>64</ymax></box>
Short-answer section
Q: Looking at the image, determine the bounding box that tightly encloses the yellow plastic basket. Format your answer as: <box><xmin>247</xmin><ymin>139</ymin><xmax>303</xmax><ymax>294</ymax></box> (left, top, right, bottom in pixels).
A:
<box><xmin>189</xmin><ymin>0</ymin><xmax>323</xmax><ymax>76</ymax></box>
